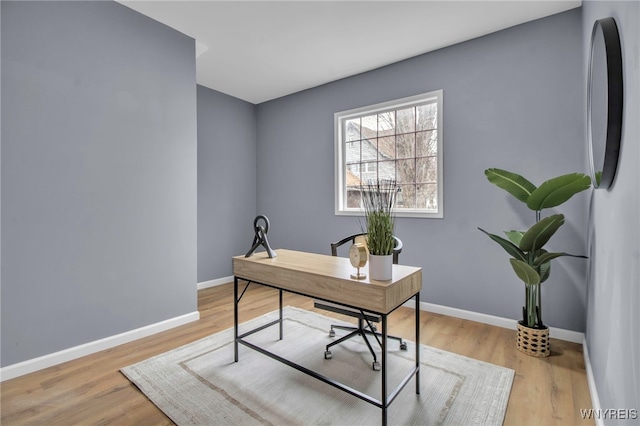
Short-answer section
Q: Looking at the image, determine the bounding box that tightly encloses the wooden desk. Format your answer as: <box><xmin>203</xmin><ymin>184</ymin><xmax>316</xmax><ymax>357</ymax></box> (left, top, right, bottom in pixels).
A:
<box><xmin>232</xmin><ymin>249</ymin><xmax>422</xmax><ymax>425</ymax></box>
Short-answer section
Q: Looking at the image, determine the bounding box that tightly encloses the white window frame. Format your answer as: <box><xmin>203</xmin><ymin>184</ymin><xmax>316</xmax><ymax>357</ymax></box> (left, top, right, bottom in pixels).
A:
<box><xmin>334</xmin><ymin>90</ymin><xmax>444</xmax><ymax>218</ymax></box>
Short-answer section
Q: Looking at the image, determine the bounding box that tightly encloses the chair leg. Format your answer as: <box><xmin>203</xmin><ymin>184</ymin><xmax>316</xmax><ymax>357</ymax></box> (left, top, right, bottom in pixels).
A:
<box><xmin>326</xmin><ymin>319</ymin><xmax>382</xmax><ymax>370</ymax></box>
<box><xmin>329</xmin><ymin>324</ymin><xmax>361</xmax><ymax>338</ymax></box>
<box><xmin>358</xmin><ymin>325</ymin><xmax>380</xmax><ymax>371</ymax></box>
<box><xmin>325</xmin><ymin>319</ymin><xmax>407</xmax><ymax>369</ymax></box>
<box><xmin>326</xmin><ymin>328</ymin><xmax>361</xmax><ymax>351</ymax></box>
<box><xmin>329</xmin><ymin>321</ymin><xmax>377</xmax><ymax>335</ymax></box>
<box><xmin>363</xmin><ymin>330</ymin><xmax>408</xmax><ymax>351</ymax></box>
<box><xmin>360</xmin><ymin>315</ymin><xmax>407</xmax><ymax>351</ymax></box>
<box><xmin>328</xmin><ymin>324</ymin><xmax>407</xmax><ymax>350</ymax></box>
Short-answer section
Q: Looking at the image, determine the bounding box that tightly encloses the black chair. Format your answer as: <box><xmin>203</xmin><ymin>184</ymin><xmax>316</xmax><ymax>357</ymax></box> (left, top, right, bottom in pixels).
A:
<box><xmin>313</xmin><ymin>233</ymin><xmax>407</xmax><ymax>371</ymax></box>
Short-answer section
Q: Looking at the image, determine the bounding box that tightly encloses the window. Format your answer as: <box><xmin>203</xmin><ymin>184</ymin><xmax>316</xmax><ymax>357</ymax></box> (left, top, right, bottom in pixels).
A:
<box><xmin>335</xmin><ymin>90</ymin><xmax>443</xmax><ymax>218</ymax></box>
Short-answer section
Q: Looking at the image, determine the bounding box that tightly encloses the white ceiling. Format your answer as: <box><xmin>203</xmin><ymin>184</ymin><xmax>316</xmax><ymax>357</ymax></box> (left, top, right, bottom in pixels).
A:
<box><xmin>118</xmin><ymin>1</ymin><xmax>581</xmax><ymax>104</ymax></box>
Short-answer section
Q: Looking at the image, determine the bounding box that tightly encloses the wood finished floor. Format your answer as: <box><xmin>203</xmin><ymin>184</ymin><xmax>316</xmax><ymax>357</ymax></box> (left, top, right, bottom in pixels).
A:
<box><xmin>1</xmin><ymin>283</ymin><xmax>593</xmax><ymax>425</ymax></box>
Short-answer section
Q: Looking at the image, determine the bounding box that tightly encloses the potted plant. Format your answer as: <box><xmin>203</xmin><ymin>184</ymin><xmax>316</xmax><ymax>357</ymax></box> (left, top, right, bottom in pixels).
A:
<box><xmin>478</xmin><ymin>169</ymin><xmax>591</xmax><ymax>357</ymax></box>
<box><xmin>361</xmin><ymin>179</ymin><xmax>397</xmax><ymax>280</ymax></box>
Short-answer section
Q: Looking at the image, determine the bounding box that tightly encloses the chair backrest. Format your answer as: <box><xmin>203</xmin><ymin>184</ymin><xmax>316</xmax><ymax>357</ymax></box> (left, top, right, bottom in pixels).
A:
<box><xmin>330</xmin><ymin>233</ymin><xmax>402</xmax><ymax>264</ymax></box>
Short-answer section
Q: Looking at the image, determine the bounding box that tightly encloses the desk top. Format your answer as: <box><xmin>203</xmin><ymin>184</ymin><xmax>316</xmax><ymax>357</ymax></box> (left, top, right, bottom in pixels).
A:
<box><xmin>233</xmin><ymin>249</ymin><xmax>422</xmax><ymax>314</ymax></box>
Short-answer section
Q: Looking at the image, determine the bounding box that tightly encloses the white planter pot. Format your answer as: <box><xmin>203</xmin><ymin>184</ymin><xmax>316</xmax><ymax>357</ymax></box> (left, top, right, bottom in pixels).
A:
<box><xmin>369</xmin><ymin>254</ymin><xmax>393</xmax><ymax>281</ymax></box>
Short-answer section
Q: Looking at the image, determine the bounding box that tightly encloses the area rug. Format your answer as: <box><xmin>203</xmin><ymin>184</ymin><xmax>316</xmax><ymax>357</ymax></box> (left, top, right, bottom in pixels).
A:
<box><xmin>122</xmin><ymin>307</ymin><xmax>514</xmax><ymax>425</ymax></box>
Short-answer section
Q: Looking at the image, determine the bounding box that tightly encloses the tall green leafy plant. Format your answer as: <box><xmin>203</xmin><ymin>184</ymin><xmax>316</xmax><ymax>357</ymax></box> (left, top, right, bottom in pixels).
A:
<box><xmin>478</xmin><ymin>169</ymin><xmax>591</xmax><ymax>328</ymax></box>
<box><xmin>361</xmin><ymin>179</ymin><xmax>397</xmax><ymax>256</ymax></box>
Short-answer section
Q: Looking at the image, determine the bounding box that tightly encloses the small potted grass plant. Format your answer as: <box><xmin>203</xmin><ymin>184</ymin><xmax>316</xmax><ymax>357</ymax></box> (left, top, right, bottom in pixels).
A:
<box><xmin>478</xmin><ymin>169</ymin><xmax>590</xmax><ymax>356</ymax></box>
<box><xmin>361</xmin><ymin>179</ymin><xmax>398</xmax><ymax>280</ymax></box>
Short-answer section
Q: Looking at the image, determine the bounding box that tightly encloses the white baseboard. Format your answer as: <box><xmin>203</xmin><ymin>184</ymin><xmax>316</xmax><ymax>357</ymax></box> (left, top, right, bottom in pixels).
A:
<box><xmin>583</xmin><ymin>336</ymin><xmax>604</xmax><ymax>426</ymax></box>
<box><xmin>197</xmin><ymin>276</ymin><xmax>233</xmax><ymax>290</ymax></box>
<box><xmin>403</xmin><ymin>300</ymin><xmax>585</xmax><ymax>344</ymax></box>
<box><xmin>0</xmin><ymin>311</ymin><xmax>200</xmax><ymax>382</ymax></box>
<box><xmin>547</xmin><ymin>324</ymin><xmax>585</xmax><ymax>344</ymax></box>
<box><xmin>194</xmin><ymin>280</ymin><xmax>586</xmax><ymax>343</ymax></box>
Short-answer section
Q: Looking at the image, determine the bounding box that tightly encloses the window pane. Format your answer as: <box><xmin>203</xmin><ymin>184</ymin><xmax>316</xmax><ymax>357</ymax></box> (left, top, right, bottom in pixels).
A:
<box><xmin>396</xmin><ymin>107</ymin><xmax>415</xmax><ymax>134</ymax></box>
<box><xmin>417</xmin><ymin>103</ymin><xmax>437</xmax><ymax>131</ymax></box>
<box><xmin>416</xmin><ymin>157</ymin><xmax>437</xmax><ymax>183</ymax></box>
<box><xmin>345</xmin><ymin>118</ymin><xmax>360</xmax><ymax>142</ymax></box>
<box><xmin>378</xmin><ymin>111</ymin><xmax>395</xmax><ymax>135</ymax></box>
<box><xmin>361</xmin><ymin>138</ymin><xmax>377</xmax><ymax>161</ymax></box>
<box><xmin>346</xmin><ymin>186</ymin><xmax>362</xmax><ymax>208</ymax></box>
<box><xmin>346</xmin><ymin>160</ymin><xmax>362</xmax><ymax>209</ymax></box>
<box><xmin>397</xmin><ymin>185</ymin><xmax>416</xmax><ymax>209</ymax></box>
<box><xmin>363</xmin><ymin>162</ymin><xmax>378</xmax><ymax>172</ymax></box>
<box><xmin>361</xmin><ymin>161</ymin><xmax>377</xmax><ymax>182</ymax></box>
<box><xmin>396</xmin><ymin>133</ymin><xmax>415</xmax><ymax>159</ymax></box>
<box><xmin>377</xmin><ymin>161</ymin><xmax>395</xmax><ymax>181</ymax></box>
<box><xmin>417</xmin><ymin>184</ymin><xmax>438</xmax><ymax>210</ymax></box>
<box><xmin>345</xmin><ymin>141</ymin><xmax>361</xmax><ymax>164</ymax></box>
<box><xmin>361</xmin><ymin>114</ymin><xmax>377</xmax><ymax>136</ymax></box>
<box><xmin>416</xmin><ymin>130</ymin><xmax>438</xmax><ymax>156</ymax></box>
<box><xmin>397</xmin><ymin>159</ymin><xmax>415</xmax><ymax>184</ymax></box>
<box><xmin>378</xmin><ymin>136</ymin><xmax>395</xmax><ymax>160</ymax></box>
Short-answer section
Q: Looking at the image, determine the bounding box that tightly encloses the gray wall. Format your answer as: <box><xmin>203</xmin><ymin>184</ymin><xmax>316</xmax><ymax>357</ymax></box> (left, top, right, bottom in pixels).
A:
<box><xmin>583</xmin><ymin>1</ymin><xmax>640</xmax><ymax>423</ymax></box>
<box><xmin>1</xmin><ymin>1</ymin><xmax>197</xmax><ymax>366</ymax></box>
<box><xmin>197</xmin><ymin>86</ymin><xmax>256</xmax><ymax>281</ymax></box>
<box><xmin>256</xmin><ymin>9</ymin><xmax>589</xmax><ymax>331</ymax></box>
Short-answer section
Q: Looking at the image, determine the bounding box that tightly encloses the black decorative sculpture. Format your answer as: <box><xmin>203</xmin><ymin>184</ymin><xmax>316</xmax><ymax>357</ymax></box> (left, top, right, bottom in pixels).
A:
<box><xmin>245</xmin><ymin>215</ymin><xmax>277</xmax><ymax>258</ymax></box>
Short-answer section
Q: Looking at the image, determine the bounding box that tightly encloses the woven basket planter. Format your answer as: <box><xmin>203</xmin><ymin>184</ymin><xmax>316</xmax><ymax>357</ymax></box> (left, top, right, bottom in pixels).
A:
<box><xmin>516</xmin><ymin>322</ymin><xmax>550</xmax><ymax>357</ymax></box>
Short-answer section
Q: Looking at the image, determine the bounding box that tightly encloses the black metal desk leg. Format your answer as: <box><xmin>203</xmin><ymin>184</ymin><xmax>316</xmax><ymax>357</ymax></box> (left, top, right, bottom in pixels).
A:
<box><xmin>279</xmin><ymin>289</ymin><xmax>283</xmax><ymax>340</ymax></box>
<box><xmin>234</xmin><ymin>276</ymin><xmax>239</xmax><ymax>362</ymax></box>
<box><xmin>415</xmin><ymin>292</ymin><xmax>420</xmax><ymax>394</ymax></box>
<box><xmin>381</xmin><ymin>314</ymin><xmax>388</xmax><ymax>426</ymax></box>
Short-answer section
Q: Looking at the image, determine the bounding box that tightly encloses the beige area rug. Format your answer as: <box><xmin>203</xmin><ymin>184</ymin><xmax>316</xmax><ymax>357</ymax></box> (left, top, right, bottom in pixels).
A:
<box><xmin>122</xmin><ymin>307</ymin><xmax>514</xmax><ymax>425</ymax></box>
